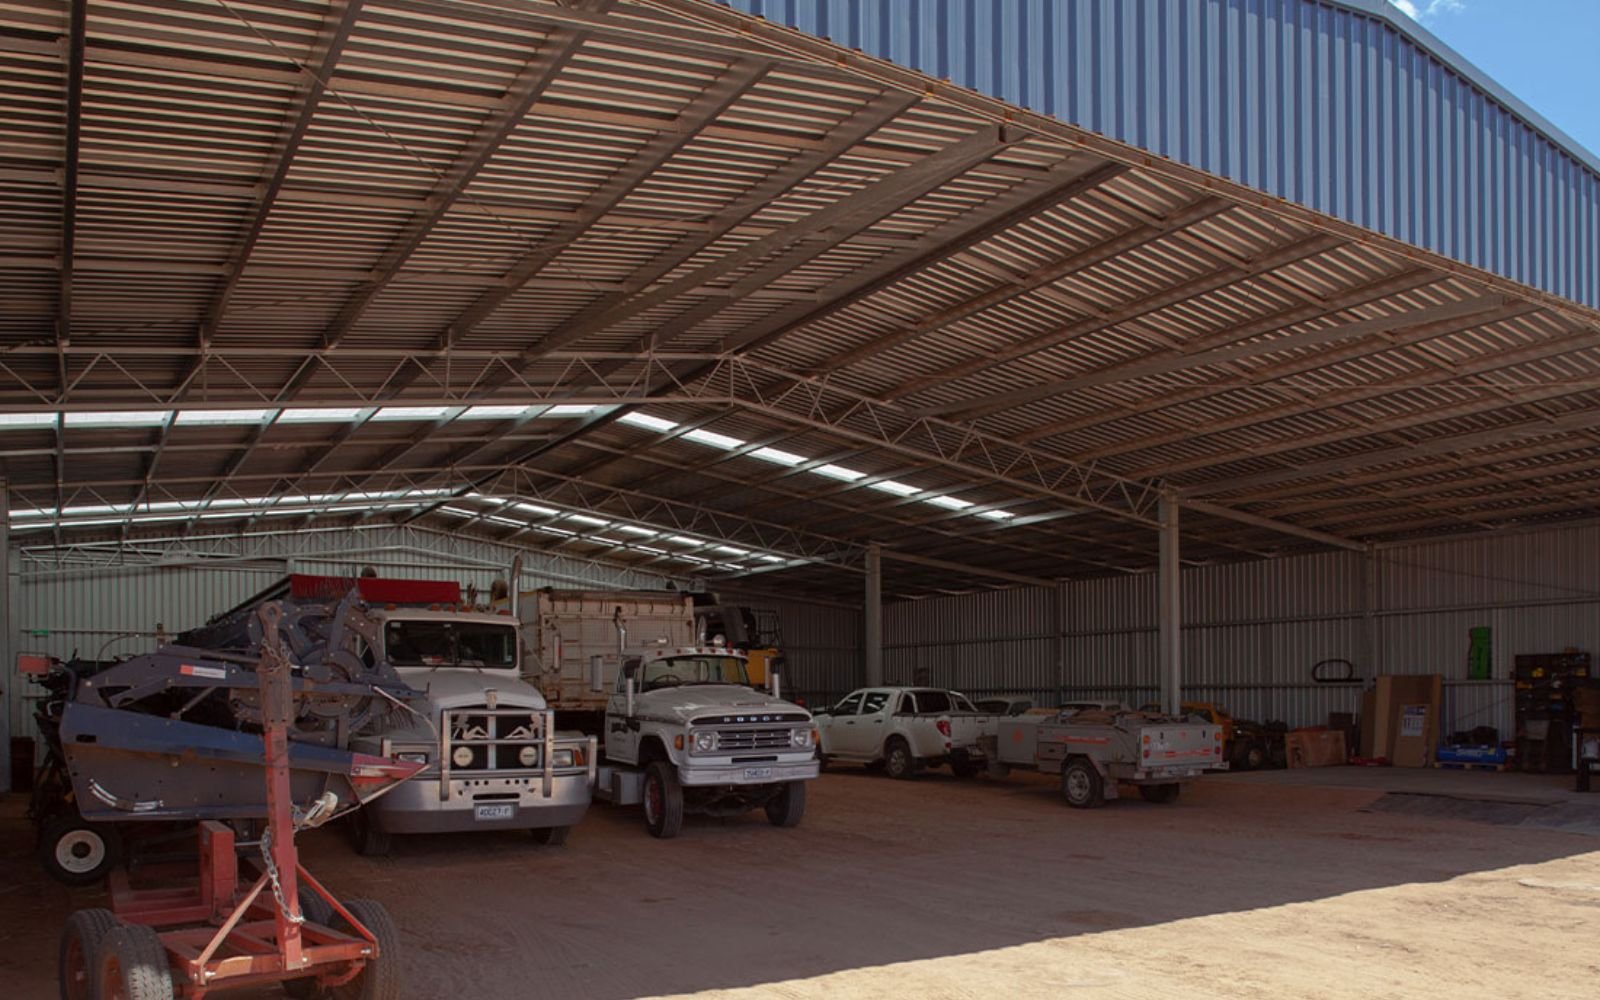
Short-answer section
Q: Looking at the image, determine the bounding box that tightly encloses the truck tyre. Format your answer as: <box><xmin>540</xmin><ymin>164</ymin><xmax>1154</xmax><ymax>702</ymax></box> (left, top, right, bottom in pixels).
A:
<box><xmin>530</xmin><ymin>825</ymin><xmax>570</xmax><ymax>846</ymax></box>
<box><xmin>59</xmin><ymin>908</ymin><xmax>117</xmax><ymax>1000</ymax></box>
<box><xmin>347</xmin><ymin>810</ymin><xmax>391</xmax><ymax>858</ymax></box>
<box><xmin>1061</xmin><ymin>758</ymin><xmax>1105</xmax><ymax>809</ymax></box>
<box><xmin>94</xmin><ymin>923</ymin><xmax>175</xmax><ymax>1000</ymax></box>
<box><xmin>39</xmin><ymin>815</ymin><xmax>121</xmax><ymax>886</ymax></box>
<box><xmin>764</xmin><ymin>781</ymin><xmax>807</xmax><ymax>828</ymax></box>
<box><xmin>333</xmin><ymin>900</ymin><xmax>401</xmax><ymax>1000</ymax></box>
<box><xmin>1139</xmin><ymin>783</ymin><xmax>1181</xmax><ymax>804</ymax></box>
<box><xmin>643</xmin><ymin>761</ymin><xmax>684</xmax><ymax>839</ymax></box>
<box><xmin>884</xmin><ymin>738</ymin><xmax>918</xmax><ymax>780</ymax></box>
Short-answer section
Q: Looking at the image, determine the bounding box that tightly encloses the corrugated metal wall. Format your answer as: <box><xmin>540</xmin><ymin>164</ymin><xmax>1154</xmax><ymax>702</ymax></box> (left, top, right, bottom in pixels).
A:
<box><xmin>883</xmin><ymin>520</ymin><xmax>1600</xmax><ymax>737</ymax></box>
<box><xmin>722</xmin><ymin>0</ymin><xmax>1600</xmax><ymax>311</ymax></box>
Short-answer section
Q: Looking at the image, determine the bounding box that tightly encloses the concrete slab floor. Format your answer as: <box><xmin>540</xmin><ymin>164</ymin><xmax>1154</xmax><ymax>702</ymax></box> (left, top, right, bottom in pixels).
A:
<box><xmin>2</xmin><ymin>766</ymin><xmax>1597</xmax><ymax>999</ymax></box>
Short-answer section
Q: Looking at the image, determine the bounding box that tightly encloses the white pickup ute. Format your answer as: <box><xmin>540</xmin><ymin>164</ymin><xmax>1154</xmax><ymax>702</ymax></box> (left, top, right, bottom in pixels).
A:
<box><xmin>815</xmin><ymin>687</ymin><xmax>996</xmax><ymax>779</ymax></box>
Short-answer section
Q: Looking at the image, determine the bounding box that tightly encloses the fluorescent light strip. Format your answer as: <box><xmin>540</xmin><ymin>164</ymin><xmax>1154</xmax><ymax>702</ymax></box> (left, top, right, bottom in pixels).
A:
<box><xmin>814</xmin><ymin>464</ymin><xmax>866</xmax><ymax>482</ymax></box>
<box><xmin>619</xmin><ymin>412</ymin><xmax>677</xmax><ymax>432</ymax></box>
<box><xmin>372</xmin><ymin>406</ymin><xmax>449</xmax><ymax>421</ymax></box>
<box><xmin>0</xmin><ymin>413</ymin><xmax>58</xmax><ymax>428</ymax></box>
<box><xmin>751</xmin><ymin>447</ymin><xmax>804</xmax><ymax>466</ymax></box>
<box><xmin>278</xmin><ymin>407</ymin><xmax>363</xmax><ymax>423</ymax></box>
<box><xmin>64</xmin><ymin>411</ymin><xmax>170</xmax><ymax>428</ymax></box>
<box><xmin>683</xmin><ymin>428</ymin><xmax>744</xmax><ymax>450</ymax></box>
<box><xmin>925</xmin><ymin>495</ymin><xmax>974</xmax><ymax>511</ymax></box>
<box><xmin>868</xmin><ymin>480</ymin><xmax>920</xmax><ymax>497</ymax></box>
<box><xmin>460</xmin><ymin>405</ymin><xmax>530</xmax><ymax>420</ymax></box>
<box><xmin>175</xmin><ymin>409</ymin><xmax>272</xmax><ymax>426</ymax></box>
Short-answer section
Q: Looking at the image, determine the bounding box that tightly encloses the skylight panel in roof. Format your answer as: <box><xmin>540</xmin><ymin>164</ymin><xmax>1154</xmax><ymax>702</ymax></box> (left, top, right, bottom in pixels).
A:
<box><xmin>615</xmin><ymin>525</ymin><xmax>657</xmax><ymax>537</ymax></box>
<box><xmin>544</xmin><ymin>404</ymin><xmax>596</xmax><ymax>416</ymax></box>
<box><xmin>512</xmin><ymin>501</ymin><xmax>559</xmax><ymax>517</ymax></box>
<box><xmin>869</xmin><ymin>480</ymin><xmax>920</xmax><ymax>497</ymax></box>
<box><xmin>619</xmin><ymin>412</ymin><xmax>677</xmax><ymax>432</ymax></box>
<box><xmin>684</xmin><ymin>428</ymin><xmax>745</xmax><ymax>449</ymax></box>
<box><xmin>814</xmin><ymin>464</ymin><xmax>866</xmax><ymax>482</ymax></box>
<box><xmin>0</xmin><ymin>413</ymin><xmax>58</xmax><ymax>429</ymax></box>
<box><xmin>668</xmin><ymin>536</ymin><xmax>704</xmax><ymax>546</ymax></box>
<box><xmin>175</xmin><ymin>409</ymin><xmax>272</xmax><ymax>426</ymax></box>
<box><xmin>566</xmin><ymin>514</ymin><xmax>609</xmax><ymax>527</ymax></box>
<box><xmin>372</xmin><ymin>406</ymin><xmax>449</xmax><ymax>421</ymax></box>
<box><xmin>751</xmin><ymin>447</ymin><xmax>805</xmax><ymax>466</ymax></box>
<box><xmin>979</xmin><ymin>510</ymin><xmax>1017</xmax><ymax>521</ymax></box>
<box><xmin>279</xmin><ymin>407</ymin><xmax>363</xmax><ymax>423</ymax></box>
<box><xmin>461</xmin><ymin>405</ymin><xmax>531</xmax><ymax>420</ymax></box>
<box><xmin>925</xmin><ymin>495</ymin><xmax>975</xmax><ymax>511</ymax></box>
<box><xmin>64</xmin><ymin>411</ymin><xmax>169</xmax><ymax>428</ymax></box>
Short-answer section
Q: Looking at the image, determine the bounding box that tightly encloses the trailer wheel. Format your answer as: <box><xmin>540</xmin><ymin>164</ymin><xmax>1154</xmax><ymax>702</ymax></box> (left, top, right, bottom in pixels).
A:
<box><xmin>884</xmin><ymin>738</ymin><xmax>918</xmax><ymax>780</ymax></box>
<box><xmin>38</xmin><ymin>815</ymin><xmax>121</xmax><ymax>886</ymax></box>
<box><xmin>764</xmin><ymin>781</ymin><xmax>807</xmax><ymax>828</ymax></box>
<box><xmin>333</xmin><ymin>900</ymin><xmax>401</xmax><ymax>1000</ymax></box>
<box><xmin>282</xmin><ymin>886</ymin><xmax>339</xmax><ymax>998</ymax></box>
<box><xmin>346</xmin><ymin>810</ymin><xmax>391</xmax><ymax>858</ymax></box>
<box><xmin>643</xmin><ymin>761</ymin><xmax>684</xmax><ymax>839</ymax></box>
<box><xmin>1139</xmin><ymin>783</ymin><xmax>1181</xmax><ymax>804</ymax></box>
<box><xmin>950</xmin><ymin>758</ymin><xmax>982</xmax><ymax>779</ymax></box>
<box><xmin>59</xmin><ymin>908</ymin><xmax>117</xmax><ymax>1000</ymax></box>
<box><xmin>94</xmin><ymin>923</ymin><xmax>175</xmax><ymax>1000</ymax></box>
<box><xmin>530</xmin><ymin>825</ymin><xmax>570</xmax><ymax>846</ymax></box>
<box><xmin>1060</xmin><ymin>758</ymin><xmax>1105</xmax><ymax>809</ymax></box>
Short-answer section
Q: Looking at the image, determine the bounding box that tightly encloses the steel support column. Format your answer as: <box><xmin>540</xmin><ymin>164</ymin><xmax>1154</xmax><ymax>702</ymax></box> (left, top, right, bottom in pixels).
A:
<box><xmin>0</xmin><ymin>480</ymin><xmax>11</xmax><ymax>793</ymax></box>
<box><xmin>1158</xmin><ymin>493</ymin><xmax>1181</xmax><ymax>716</ymax></box>
<box><xmin>864</xmin><ymin>544</ymin><xmax>883</xmax><ymax>687</ymax></box>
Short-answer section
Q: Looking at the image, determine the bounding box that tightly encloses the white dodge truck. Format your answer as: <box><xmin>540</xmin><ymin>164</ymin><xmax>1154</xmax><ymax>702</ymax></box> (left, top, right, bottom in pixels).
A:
<box><xmin>815</xmin><ymin>687</ymin><xmax>997</xmax><ymax>779</ymax></box>
<box><xmin>596</xmin><ymin>641</ymin><xmax>818</xmax><ymax>838</ymax></box>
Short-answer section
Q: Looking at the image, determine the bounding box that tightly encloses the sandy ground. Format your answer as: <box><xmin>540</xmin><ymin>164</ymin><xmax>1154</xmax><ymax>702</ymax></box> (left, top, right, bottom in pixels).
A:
<box><xmin>2</xmin><ymin>767</ymin><xmax>1597</xmax><ymax>1000</ymax></box>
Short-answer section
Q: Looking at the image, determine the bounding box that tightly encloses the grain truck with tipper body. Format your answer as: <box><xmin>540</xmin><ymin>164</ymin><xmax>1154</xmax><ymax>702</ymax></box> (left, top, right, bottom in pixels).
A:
<box><xmin>513</xmin><ymin>588</ymin><xmax>696</xmax><ymax>731</ymax></box>
<box><xmin>983</xmin><ymin>706</ymin><xmax>1224</xmax><ymax>807</ymax></box>
<box><xmin>595</xmin><ymin>625</ymin><xmax>818</xmax><ymax>838</ymax></box>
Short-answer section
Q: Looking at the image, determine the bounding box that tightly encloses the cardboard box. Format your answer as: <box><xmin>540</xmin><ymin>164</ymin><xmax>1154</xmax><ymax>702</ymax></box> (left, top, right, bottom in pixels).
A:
<box><xmin>1362</xmin><ymin>674</ymin><xmax>1443</xmax><ymax>767</ymax></box>
<box><xmin>1286</xmin><ymin>730</ymin><xmax>1347</xmax><ymax>768</ymax></box>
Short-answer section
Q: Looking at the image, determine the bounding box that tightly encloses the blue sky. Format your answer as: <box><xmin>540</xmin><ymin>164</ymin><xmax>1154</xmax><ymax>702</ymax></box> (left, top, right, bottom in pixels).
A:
<box><xmin>1386</xmin><ymin>0</ymin><xmax>1600</xmax><ymax>158</ymax></box>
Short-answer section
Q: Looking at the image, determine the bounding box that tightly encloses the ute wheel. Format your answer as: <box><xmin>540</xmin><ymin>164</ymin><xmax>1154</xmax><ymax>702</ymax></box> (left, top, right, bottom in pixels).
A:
<box><xmin>332</xmin><ymin>900</ymin><xmax>401</xmax><ymax>1000</ymax></box>
<box><xmin>642</xmin><ymin>760</ymin><xmax>684</xmax><ymax>839</ymax></box>
<box><xmin>883</xmin><ymin>738</ymin><xmax>918</xmax><ymax>780</ymax></box>
<box><xmin>346</xmin><ymin>810</ymin><xmax>391</xmax><ymax>858</ymax></box>
<box><xmin>530</xmin><ymin>825</ymin><xmax>570</xmax><ymax>846</ymax></box>
<box><xmin>764</xmin><ymin>781</ymin><xmax>807</xmax><ymax>828</ymax></box>
<box><xmin>94</xmin><ymin>923</ymin><xmax>175</xmax><ymax>1000</ymax></box>
<box><xmin>39</xmin><ymin>815</ymin><xmax>121</xmax><ymax>887</ymax></box>
<box><xmin>59</xmin><ymin>908</ymin><xmax>117</xmax><ymax>1000</ymax></box>
<box><xmin>1060</xmin><ymin>758</ymin><xmax>1105</xmax><ymax>809</ymax></box>
<box><xmin>1139</xmin><ymin>783</ymin><xmax>1181</xmax><ymax>805</ymax></box>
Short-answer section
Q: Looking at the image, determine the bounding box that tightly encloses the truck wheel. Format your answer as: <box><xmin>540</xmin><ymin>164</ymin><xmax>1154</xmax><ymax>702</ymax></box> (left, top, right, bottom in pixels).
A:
<box><xmin>94</xmin><ymin>923</ymin><xmax>175</xmax><ymax>1000</ymax></box>
<box><xmin>530</xmin><ymin>825</ymin><xmax>570</xmax><ymax>846</ymax></box>
<box><xmin>884</xmin><ymin>738</ymin><xmax>918</xmax><ymax>780</ymax></box>
<box><xmin>38</xmin><ymin>815</ymin><xmax>121</xmax><ymax>886</ymax></box>
<box><xmin>1244</xmin><ymin>743</ymin><xmax>1266</xmax><ymax>770</ymax></box>
<box><xmin>1139</xmin><ymin>783</ymin><xmax>1181</xmax><ymax>804</ymax></box>
<box><xmin>1060</xmin><ymin>759</ymin><xmax>1105</xmax><ymax>808</ymax></box>
<box><xmin>59</xmin><ymin>908</ymin><xmax>117</xmax><ymax>1000</ymax></box>
<box><xmin>347</xmin><ymin>810</ymin><xmax>391</xmax><ymax>858</ymax></box>
<box><xmin>764</xmin><ymin>781</ymin><xmax>807</xmax><ymax>828</ymax></box>
<box><xmin>333</xmin><ymin>900</ymin><xmax>401</xmax><ymax>1000</ymax></box>
<box><xmin>643</xmin><ymin>761</ymin><xmax>684</xmax><ymax>839</ymax></box>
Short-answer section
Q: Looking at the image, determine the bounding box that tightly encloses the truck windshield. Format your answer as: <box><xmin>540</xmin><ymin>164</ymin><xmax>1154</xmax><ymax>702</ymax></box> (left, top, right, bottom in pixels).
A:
<box><xmin>640</xmin><ymin>655</ymin><xmax>749</xmax><ymax>690</ymax></box>
<box><xmin>384</xmin><ymin>620</ymin><xmax>517</xmax><ymax>669</ymax></box>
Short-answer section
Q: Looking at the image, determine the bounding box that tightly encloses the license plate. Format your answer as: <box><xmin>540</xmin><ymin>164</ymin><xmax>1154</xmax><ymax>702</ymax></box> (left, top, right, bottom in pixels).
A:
<box><xmin>742</xmin><ymin>767</ymin><xmax>773</xmax><ymax>780</ymax></box>
<box><xmin>474</xmin><ymin>803</ymin><xmax>515</xmax><ymax>821</ymax></box>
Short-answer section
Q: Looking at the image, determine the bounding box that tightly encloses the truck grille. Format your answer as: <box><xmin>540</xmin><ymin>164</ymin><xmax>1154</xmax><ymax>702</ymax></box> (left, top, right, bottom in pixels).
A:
<box><xmin>445</xmin><ymin>707</ymin><xmax>545</xmax><ymax>771</ymax></box>
<box><xmin>714</xmin><ymin>727</ymin><xmax>794</xmax><ymax>751</ymax></box>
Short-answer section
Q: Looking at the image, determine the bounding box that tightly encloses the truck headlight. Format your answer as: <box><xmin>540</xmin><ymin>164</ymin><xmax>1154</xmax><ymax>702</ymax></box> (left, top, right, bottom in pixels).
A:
<box><xmin>551</xmin><ymin>749</ymin><xmax>575</xmax><ymax>767</ymax></box>
<box><xmin>518</xmin><ymin>745</ymin><xmax>539</xmax><ymax>767</ymax></box>
<box><xmin>397</xmin><ymin>752</ymin><xmax>429</xmax><ymax>765</ymax></box>
<box><xmin>694</xmin><ymin>731</ymin><xmax>717</xmax><ymax>752</ymax></box>
<box><xmin>791</xmin><ymin>728</ymin><xmax>812</xmax><ymax>748</ymax></box>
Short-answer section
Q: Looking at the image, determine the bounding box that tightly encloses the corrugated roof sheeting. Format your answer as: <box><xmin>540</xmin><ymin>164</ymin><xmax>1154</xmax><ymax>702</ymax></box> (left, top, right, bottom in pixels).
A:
<box><xmin>724</xmin><ymin>0</ymin><xmax>1600</xmax><ymax>312</ymax></box>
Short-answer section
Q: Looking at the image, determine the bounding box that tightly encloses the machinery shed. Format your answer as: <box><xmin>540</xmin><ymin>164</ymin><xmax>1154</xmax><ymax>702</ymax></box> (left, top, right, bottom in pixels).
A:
<box><xmin>0</xmin><ymin>1</ymin><xmax>1598</xmax><ymax>995</ymax></box>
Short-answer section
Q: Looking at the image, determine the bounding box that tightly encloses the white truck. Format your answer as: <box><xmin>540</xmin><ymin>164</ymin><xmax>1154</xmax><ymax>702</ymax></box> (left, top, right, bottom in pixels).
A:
<box><xmin>595</xmin><ymin>640</ymin><xmax>819</xmax><ymax>838</ymax></box>
<box><xmin>815</xmin><ymin>687</ymin><xmax>997</xmax><ymax>779</ymax></box>
<box><xmin>983</xmin><ymin>706</ymin><xmax>1224</xmax><ymax>808</ymax></box>
<box><xmin>513</xmin><ymin>588</ymin><xmax>696</xmax><ymax>731</ymax></box>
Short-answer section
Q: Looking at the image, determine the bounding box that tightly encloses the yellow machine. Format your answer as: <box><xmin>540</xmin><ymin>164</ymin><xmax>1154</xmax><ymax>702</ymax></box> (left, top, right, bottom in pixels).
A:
<box><xmin>693</xmin><ymin>603</ymin><xmax>783</xmax><ymax>687</ymax></box>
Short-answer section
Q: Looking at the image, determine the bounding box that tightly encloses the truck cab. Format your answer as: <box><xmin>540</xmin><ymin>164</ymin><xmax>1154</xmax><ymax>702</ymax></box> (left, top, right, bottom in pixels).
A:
<box><xmin>596</xmin><ymin>643</ymin><xmax>818</xmax><ymax>838</ymax></box>
<box><xmin>348</xmin><ymin>607</ymin><xmax>596</xmax><ymax>854</ymax></box>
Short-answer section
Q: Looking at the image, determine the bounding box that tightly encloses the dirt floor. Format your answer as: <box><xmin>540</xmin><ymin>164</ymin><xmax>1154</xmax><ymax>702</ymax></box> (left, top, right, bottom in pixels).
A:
<box><xmin>3</xmin><ymin>766</ymin><xmax>1598</xmax><ymax>1000</ymax></box>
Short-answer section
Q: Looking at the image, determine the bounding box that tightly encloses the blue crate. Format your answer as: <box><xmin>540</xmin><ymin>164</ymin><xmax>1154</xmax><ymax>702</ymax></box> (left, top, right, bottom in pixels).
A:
<box><xmin>1437</xmin><ymin>744</ymin><xmax>1508</xmax><ymax>765</ymax></box>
